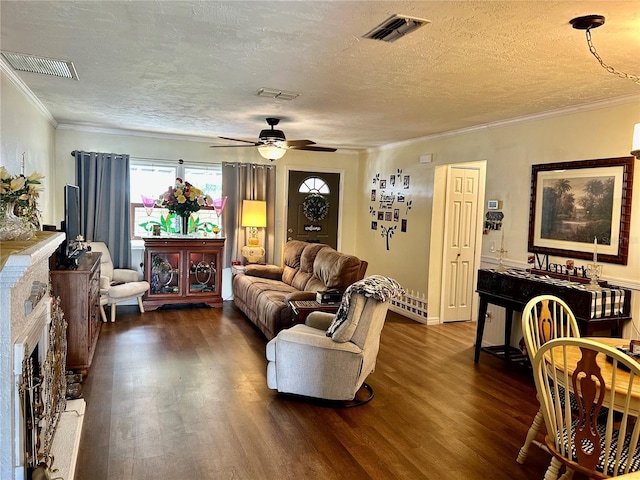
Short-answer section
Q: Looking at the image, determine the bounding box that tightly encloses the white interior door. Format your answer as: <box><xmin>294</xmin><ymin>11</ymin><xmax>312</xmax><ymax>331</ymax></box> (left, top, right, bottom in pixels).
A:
<box><xmin>441</xmin><ymin>167</ymin><xmax>480</xmax><ymax>322</ymax></box>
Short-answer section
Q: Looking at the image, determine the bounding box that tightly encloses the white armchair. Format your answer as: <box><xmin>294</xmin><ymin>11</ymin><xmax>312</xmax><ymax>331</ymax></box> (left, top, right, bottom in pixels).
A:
<box><xmin>266</xmin><ymin>276</ymin><xmax>404</xmax><ymax>404</ymax></box>
<box><xmin>89</xmin><ymin>242</ymin><xmax>149</xmax><ymax>322</ymax></box>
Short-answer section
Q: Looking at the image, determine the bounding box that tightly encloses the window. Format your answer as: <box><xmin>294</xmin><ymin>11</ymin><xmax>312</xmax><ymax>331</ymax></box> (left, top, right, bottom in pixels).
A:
<box><xmin>130</xmin><ymin>162</ymin><xmax>222</xmax><ymax>238</ymax></box>
<box><xmin>299</xmin><ymin>176</ymin><xmax>330</xmax><ymax>194</ymax></box>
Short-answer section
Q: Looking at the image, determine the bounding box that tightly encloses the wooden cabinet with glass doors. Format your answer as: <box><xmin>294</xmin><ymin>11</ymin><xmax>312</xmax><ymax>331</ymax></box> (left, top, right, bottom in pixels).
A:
<box><xmin>142</xmin><ymin>237</ymin><xmax>225</xmax><ymax>310</ymax></box>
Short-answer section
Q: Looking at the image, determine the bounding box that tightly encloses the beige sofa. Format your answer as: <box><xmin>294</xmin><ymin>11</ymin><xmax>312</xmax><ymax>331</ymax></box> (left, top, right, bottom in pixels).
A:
<box><xmin>232</xmin><ymin>240</ymin><xmax>367</xmax><ymax>339</ymax></box>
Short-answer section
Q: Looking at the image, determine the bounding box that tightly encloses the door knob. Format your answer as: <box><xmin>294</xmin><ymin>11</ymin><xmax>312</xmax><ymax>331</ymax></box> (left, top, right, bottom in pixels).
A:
<box><xmin>287</xmin><ymin>228</ymin><xmax>293</xmax><ymax>233</ymax></box>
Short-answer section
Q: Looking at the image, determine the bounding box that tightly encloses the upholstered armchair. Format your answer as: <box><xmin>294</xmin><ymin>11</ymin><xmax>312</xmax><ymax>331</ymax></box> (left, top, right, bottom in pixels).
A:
<box><xmin>266</xmin><ymin>276</ymin><xmax>404</xmax><ymax>403</ymax></box>
<box><xmin>89</xmin><ymin>242</ymin><xmax>150</xmax><ymax>322</ymax></box>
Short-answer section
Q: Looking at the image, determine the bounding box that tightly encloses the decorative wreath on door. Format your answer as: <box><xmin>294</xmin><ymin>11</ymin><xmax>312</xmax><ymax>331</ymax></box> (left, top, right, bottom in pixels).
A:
<box><xmin>302</xmin><ymin>193</ymin><xmax>329</xmax><ymax>222</ymax></box>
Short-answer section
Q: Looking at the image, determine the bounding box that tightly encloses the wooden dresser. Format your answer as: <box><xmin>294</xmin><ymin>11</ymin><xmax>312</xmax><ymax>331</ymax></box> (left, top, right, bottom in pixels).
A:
<box><xmin>50</xmin><ymin>252</ymin><xmax>102</xmax><ymax>374</ymax></box>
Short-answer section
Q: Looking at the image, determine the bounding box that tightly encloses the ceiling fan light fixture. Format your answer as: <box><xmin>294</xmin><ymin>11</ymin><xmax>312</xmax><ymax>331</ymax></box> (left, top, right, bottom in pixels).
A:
<box><xmin>259</xmin><ymin>128</ymin><xmax>286</xmax><ymax>142</ymax></box>
<box><xmin>257</xmin><ymin>144</ymin><xmax>286</xmax><ymax>161</ymax></box>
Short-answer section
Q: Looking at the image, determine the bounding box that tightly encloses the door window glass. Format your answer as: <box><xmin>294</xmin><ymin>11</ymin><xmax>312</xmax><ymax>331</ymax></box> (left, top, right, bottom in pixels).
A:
<box><xmin>298</xmin><ymin>177</ymin><xmax>330</xmax><ymax>194</ymax></box>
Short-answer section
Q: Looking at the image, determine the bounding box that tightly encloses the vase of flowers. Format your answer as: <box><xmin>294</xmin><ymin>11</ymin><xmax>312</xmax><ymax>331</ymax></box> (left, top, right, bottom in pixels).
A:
<box><xmin>156</xmin><ymin>178</ymin><xmax>212</xmax><ymax>235</ymax></box>
<box><xmin>0</xmin><ymin>167</ymin><xmax>43</xmax><ymax>241</ymax></box>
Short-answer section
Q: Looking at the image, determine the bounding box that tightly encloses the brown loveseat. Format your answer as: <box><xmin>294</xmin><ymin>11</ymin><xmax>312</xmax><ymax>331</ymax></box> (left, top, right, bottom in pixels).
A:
<box><xmin>232</xmin><ymin>240</ymin><xmax>367</xmax><ymax>339</ymax></box>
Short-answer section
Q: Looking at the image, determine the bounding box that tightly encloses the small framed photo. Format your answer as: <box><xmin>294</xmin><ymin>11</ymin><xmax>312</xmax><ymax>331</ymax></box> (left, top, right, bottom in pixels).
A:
<box><xmin>390</xmin><ymin>175</ymin><xmax>396</xmax><ymax>187</ymax></box>
<box><xmin>380</xmin><ymin>179</ymin><xmax>387</xmax><ymax>189</ymax></box>
<box><xmin>397</xmin><ymin>193</ymin><xmax>405</xmax><ymax>203</ymax></box>
<box><xmin>377</xmin><ymin>211</ymin><xmax>384</xmax><ymax>221</ymax></box>
<box><xmin>385</xmin><ymin>211</ymin><xmax>392</xmax><ymax>221</ymax></box>
<box><xmin>371</xmin><ymin>189</ymin><xmax>376</xmax><ymax>201</ymax></box>
<box><xmin>371</xmin><ymin>221</ymin><xmax>378</xmax><ymax>230</ymax></box>
<box><xmin>403</xmin><ymin>175</ymin><xmax>410</xmax><ymax>189</ymax></box>
<box><xmin>401</xmin><ymin>219</ymin><xmax>407</xmax><ymax>232</ymax></box>
<box><xmin>393</xmin><ymin>209</ymin><xmax>399</xmax><ymax>222</ymax></box>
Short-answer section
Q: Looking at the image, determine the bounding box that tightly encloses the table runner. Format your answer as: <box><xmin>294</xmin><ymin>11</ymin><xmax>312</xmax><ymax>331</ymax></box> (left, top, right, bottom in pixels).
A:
<box><xmin>500</xmin><ymin>269</ymin><xmax>626</xmax><ymax>319</ymax></box>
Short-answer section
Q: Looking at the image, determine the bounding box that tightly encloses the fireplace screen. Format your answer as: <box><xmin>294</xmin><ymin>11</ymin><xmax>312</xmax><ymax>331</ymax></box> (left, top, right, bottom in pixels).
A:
<box><xmin>18</xmin><ymin>297</ymin><xmax>67</xmax><ymax>475</ymax></box>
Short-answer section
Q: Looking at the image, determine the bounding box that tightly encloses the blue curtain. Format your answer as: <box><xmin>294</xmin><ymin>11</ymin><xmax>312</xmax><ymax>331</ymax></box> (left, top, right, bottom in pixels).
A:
<box><xmin>222</xmin><ymin>162</ymin><xmax>276</xmax><ymax>267</ymax></box>
<box><xmin>74</xmin><ymin>151</ymin><xmax>131</xmax><ymax>268</ymax></box>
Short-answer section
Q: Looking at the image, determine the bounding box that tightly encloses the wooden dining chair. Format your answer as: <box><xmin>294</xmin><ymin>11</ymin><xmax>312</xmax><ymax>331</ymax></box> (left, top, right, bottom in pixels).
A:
<box><xmin>517</xmin><ymin>294</ymin><xmax>581</xmax><ymax>465</ymax></box>
<box><xmin>532</xmin><ymin>337</ymin><xmax>640</xmax><ymax>479</ymax></box>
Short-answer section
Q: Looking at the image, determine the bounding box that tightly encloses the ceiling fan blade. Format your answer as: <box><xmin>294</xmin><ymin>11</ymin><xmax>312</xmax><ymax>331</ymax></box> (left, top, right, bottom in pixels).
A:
<box><xmin>218</xmin><ymin>136</ymin><xmax>260</xmax><ymax>145</ymax></box>
<box><xmin>290</xmin><ymin>145</ymin><xmax>337</xmax><ymax>152</ymax></box>
<box><xmin>209</xmin><ymin>144</ymin><xmax>256</xmax><ymax>148</ymax></box>
<box><xmin>284</xmin><ymin>139</ymin><xmax>315</xmax><ymax>147</ymax></box>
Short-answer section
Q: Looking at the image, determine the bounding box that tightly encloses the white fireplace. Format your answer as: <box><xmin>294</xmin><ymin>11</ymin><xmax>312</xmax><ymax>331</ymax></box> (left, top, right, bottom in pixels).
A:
<box><xmin>1</xmin><ymin>233</ymin><xmax>85</xmax><ymax>480</ymax></box>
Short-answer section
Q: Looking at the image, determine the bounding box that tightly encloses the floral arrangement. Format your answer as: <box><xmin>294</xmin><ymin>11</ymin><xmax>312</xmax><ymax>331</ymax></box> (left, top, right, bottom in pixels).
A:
<box><xmin>0</xmin><ymin>166</ymin><xmax>43</xmax><ymax>219</ymax></box>
<box><xmin>302</xmin><ymin>193</ymin><xmax>329</xmax><ymax>222</ymax></box>
<box><xmin>156</xmin><ymin>177</ymin><xmax>213</xmax><ymax>217</ymax></box>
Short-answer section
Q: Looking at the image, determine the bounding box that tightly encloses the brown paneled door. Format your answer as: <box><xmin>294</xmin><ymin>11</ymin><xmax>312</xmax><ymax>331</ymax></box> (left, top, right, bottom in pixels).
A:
<box><xmin>287</xmin><ymin>171</ymin><xmax>340</xmax><ymax>249</ymax></box>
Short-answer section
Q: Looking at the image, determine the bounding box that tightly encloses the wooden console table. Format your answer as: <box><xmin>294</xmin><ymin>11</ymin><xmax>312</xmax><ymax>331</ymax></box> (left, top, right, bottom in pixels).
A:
<box><xmin>474</xmin><ymin>268</ymin><xmax>631</xmax><ymax>364</ymax></box>
<box><xmin>143</xmin><ymin>236</ymin><xmax>225</xmax><ymax>310</ymax></box>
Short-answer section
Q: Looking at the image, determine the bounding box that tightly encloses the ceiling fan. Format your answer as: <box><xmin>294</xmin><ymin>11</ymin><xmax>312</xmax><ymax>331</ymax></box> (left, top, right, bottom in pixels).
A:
<box><xmin>210</xmin><ymin>117</ymin><xmax>337</xmax><ymax>161</ymax></box>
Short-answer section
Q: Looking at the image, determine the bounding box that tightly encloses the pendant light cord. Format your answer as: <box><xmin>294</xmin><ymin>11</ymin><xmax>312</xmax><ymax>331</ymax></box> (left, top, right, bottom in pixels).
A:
<box><xmin>585</xmin><ymin>28</ymin><xmax>640</xmax><ymax>85</ymax></box>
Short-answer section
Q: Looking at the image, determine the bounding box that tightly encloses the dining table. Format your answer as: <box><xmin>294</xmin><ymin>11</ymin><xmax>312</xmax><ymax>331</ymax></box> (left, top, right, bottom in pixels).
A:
<box><xmin>616</xmin><ymin>472</ymin><xmax>640</xmax><ymax>479</ymax></box>
<box><xmin>545</xmin><ymin>337</ymin><xmax>640</xmax><ymax>415</ymax></box>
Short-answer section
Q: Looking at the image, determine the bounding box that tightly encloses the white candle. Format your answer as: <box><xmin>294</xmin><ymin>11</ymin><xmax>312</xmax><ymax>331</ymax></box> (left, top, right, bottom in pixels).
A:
<box><xmin>593</xmin><ymin>237</ymin><xmax>598</xmax><ymax>263</ymax></box>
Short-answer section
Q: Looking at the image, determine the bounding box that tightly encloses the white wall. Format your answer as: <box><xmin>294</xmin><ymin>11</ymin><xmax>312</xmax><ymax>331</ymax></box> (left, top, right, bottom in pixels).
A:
<box><xmin>354</xmin><ymin>98</ymin><xmax>640</xmax><ymax>342</ymax></box>
<box><xmin>4</xmin><ymin>62</ymin><xmax>640</xmax><ymax>340</ymax></box>
<box><xmin>54</xmin><ymin>127</ymin><xmax>363</xmax><ymax>265</ymax></box>
<box><xmin>1</xmin><ymin>69</ymin><xmax>57</xmax><ymax>224</ymax></box>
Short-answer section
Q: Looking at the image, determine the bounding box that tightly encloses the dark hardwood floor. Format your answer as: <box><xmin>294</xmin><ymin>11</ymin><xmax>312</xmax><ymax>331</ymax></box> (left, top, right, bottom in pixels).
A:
<box><xmin>74</xmin><ymin>302</ymin><xmax>577</xmax><ymax>480</ymax></box>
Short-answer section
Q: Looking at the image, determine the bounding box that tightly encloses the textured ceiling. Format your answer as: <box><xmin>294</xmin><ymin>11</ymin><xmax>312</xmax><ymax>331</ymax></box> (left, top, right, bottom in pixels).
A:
<box><xmin>1</xmin><ymin>1</ymin><xmax>639</xmax><ymax>151</ymax></box>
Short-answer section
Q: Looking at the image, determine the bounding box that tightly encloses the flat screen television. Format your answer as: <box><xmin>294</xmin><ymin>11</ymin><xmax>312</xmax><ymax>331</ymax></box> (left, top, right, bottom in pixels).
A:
<box><xmin>63</xmin><ymin>184</ymin><xmax>82</xmax><ymax>258</ymax></box>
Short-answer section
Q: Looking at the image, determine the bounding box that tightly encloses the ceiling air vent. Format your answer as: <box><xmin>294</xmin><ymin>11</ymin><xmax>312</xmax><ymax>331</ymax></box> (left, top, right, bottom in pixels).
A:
<box><xmin>1</xmin><ymin>51</ymin><xmax>78</xmax><ymax>80</ymax></box>
<box><xmin>363</xmin><ymin>14</ymin><xmax>430</xmax><ymax>43</ymax></box>
<box><xmin>255</xmin><ymin>87</ymin><xmax>301</xmax><ymax>101</ymax></box>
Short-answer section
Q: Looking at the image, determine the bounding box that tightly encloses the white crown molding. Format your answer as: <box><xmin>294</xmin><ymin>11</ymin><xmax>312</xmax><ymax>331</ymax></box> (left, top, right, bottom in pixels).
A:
<box><xmin>0</xmin><ymin>56</ymin><xmax>58</xmax><ymax>127</ymax></box>
<box><xmin>56</xmin><ymin>123</ymin><xmax>219</xmax><ymax>144</ymax></box>
<box><xmin>373</xmin><ymin>94</ymin><xmax>640</xmax><ymax>153</ymax></box>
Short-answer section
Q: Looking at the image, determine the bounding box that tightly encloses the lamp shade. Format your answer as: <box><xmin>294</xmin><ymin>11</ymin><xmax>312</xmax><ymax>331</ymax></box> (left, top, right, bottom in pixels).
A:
<box><xmin>632</xmin><ymin>123</ymin><xmax>640</xmax><ymax>159</ymax></box>
<box><xmin>257</xmin><ymin>144</ymin><xmax>286</xmax><ymax>161</ymax></box>
<box><xmin>241</xmin><ymin>200</ymin><xmax>267</xmax><ymax>227</ymax></box>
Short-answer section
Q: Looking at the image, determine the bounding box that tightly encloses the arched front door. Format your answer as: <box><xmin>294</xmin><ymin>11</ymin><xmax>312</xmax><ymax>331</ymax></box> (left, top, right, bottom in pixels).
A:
<box><xmin>287</xmin><ymin>171</ymin><xmax>340</xmax><ymax>249</ymax></box>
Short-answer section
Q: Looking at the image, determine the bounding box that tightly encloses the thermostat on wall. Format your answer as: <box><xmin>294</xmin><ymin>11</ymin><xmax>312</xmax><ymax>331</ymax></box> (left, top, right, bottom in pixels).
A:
<box><xmin>487</xmin><ymin>200</ymin><xmax>501</xmax><ymax>210</ymax></box>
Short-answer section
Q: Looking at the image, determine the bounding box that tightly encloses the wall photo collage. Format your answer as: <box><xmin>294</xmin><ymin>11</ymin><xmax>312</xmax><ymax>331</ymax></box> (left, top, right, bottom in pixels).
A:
<box><xmin>369</xmin><ymin>169</ymin><xmax>413</xmax><ymax>251</ymax></box>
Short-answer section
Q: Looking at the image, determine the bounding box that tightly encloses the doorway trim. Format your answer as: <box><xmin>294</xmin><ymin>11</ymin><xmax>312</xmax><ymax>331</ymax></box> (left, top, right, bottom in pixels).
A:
<box><xmin>427</xmin><ymin>160</ymin><xmax>487</xmax><ymax>324</ymax></box>
<box><xmin>283</xmin><ymin>165</ymin><xmax>345</xmax><ymax>251</ymax></box>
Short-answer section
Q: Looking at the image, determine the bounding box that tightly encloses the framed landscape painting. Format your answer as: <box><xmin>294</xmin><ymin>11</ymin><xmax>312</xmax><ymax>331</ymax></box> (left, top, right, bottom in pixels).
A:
<box><xmin>528</xmin><ymin>157</ymin><xmax>634</xmax><ymax>265</ymax></box>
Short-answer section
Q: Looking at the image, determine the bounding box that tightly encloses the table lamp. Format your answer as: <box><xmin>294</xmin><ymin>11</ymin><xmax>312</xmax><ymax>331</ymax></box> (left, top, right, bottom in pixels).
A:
<box><xmin>240</xmin><ymin>200</ymin><xmax>267</xmax><ymax>263</ymax></box>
